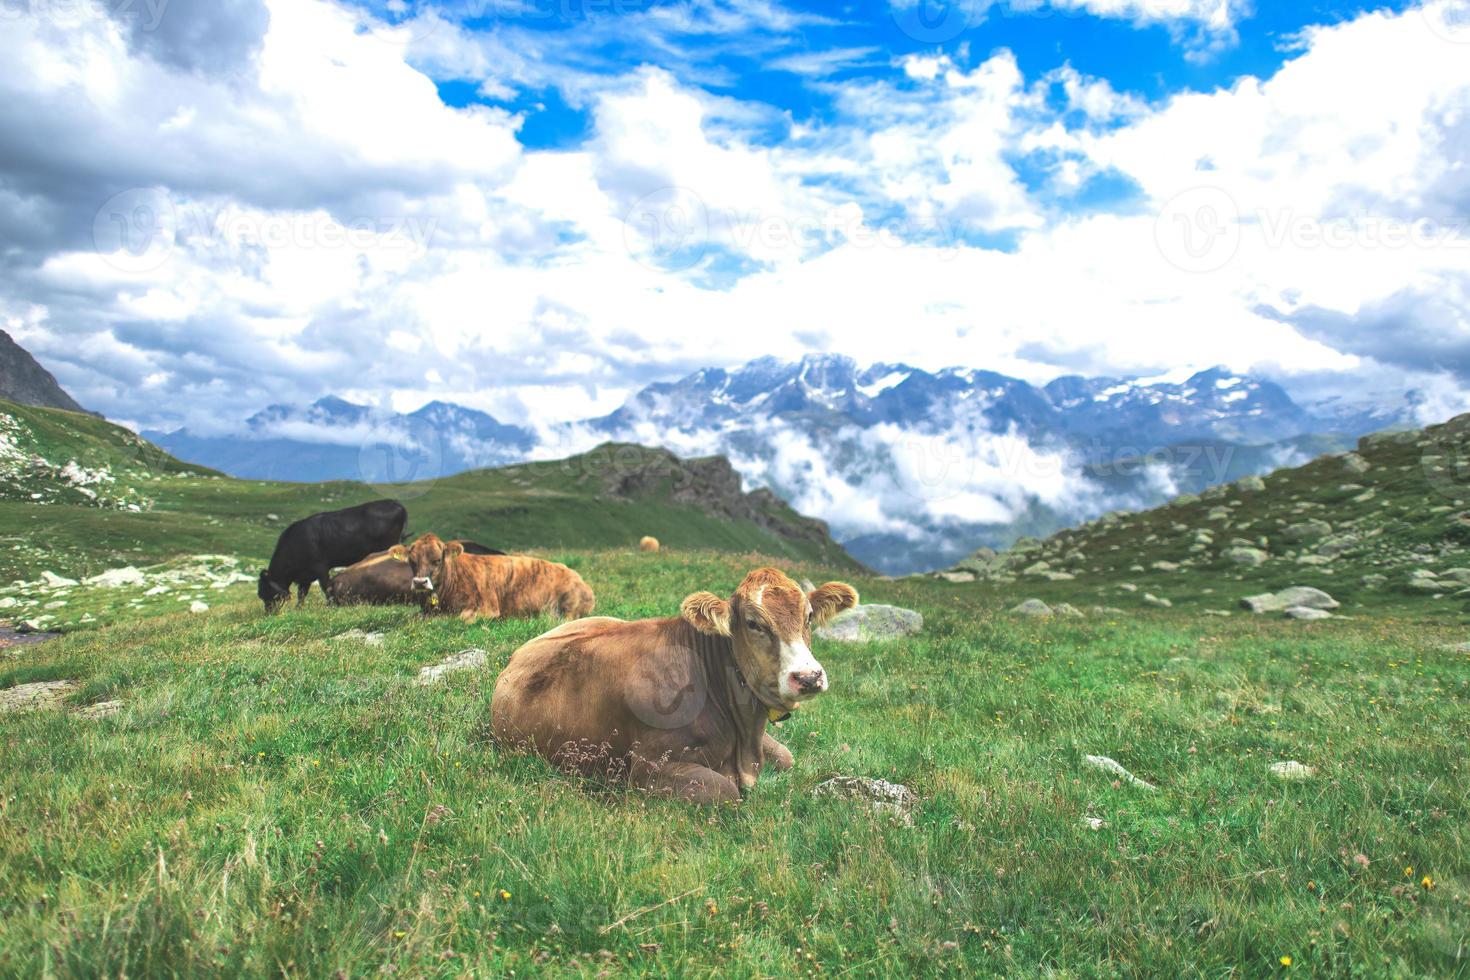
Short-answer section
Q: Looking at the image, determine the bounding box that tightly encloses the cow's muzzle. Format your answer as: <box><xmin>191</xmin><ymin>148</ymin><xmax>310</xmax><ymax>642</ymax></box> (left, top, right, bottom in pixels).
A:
<box><xmin>411</xmin><ymin>576</ymin><xmax>434</xmax><ymax>593</ymax></box>
<box><xmin>785</xmin><ymin>668</ymin><xmax>828</xmax><ymax>698</ymax></box>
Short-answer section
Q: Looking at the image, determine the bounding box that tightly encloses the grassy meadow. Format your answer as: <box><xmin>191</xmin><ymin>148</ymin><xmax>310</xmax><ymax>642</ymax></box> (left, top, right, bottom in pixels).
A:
<box><xmin>3</xmin><ymin>549</ymin><xmax>1469</xmax><ymax>977</ymax></box>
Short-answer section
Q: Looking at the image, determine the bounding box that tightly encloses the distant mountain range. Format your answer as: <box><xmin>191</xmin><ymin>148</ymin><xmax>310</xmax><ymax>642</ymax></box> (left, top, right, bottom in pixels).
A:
<box><xmin>148</xmin><ymin>355</ymin><xmax>1425</xmax><ymax>574</ymax></box>
<box><xmin>149</xmin><ymin>396</ymin><xmax>535</xmax><ymax>484</ymax></box>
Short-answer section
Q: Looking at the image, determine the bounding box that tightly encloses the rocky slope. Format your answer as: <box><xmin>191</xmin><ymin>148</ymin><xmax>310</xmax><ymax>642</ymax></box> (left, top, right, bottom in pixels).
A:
<box><xmin>0</xmin><ymin>330</ymin><xmax>88</xmax><ymax>414</ymax></box>
<box><xmin>929</xmin><ymin>412</ymin><xmax>1470</xmax><ymax>620</ymax></box>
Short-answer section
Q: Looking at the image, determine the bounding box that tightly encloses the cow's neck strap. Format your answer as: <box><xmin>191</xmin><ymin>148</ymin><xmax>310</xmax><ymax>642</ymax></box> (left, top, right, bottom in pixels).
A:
<box><xmin>768</xmin><ymin>707</ymin><xmax>791</xmax><ymax>723</ymax></box>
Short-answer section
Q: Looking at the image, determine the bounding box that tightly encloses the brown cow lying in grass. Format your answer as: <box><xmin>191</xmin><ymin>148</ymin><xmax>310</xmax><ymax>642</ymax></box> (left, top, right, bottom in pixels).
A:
<box><xmin>394</xmin><ymin>533</ymin><xmax>595</xmax><ymax>622</ymax></box>
<box><xmin>325</xmin><ymin>541</ymin><xmax>507</xmax><ymax>605</ymax></box>
<box><xmin>491</xmin><ymin>567</ymin><xmax>858</xmax><ymax>803</ymax></box>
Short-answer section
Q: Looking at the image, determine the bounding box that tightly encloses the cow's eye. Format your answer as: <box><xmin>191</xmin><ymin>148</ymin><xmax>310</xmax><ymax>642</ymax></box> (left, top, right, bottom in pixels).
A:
<box><xmin>745</xmin><ymin>617</ymin><xmax>764</xmax><ymax>632</ymax></box>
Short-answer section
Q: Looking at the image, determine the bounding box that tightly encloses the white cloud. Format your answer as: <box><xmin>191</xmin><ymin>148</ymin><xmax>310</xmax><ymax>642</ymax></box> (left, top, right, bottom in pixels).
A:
<box><xmin>2</xmin><ymin>0</ymin><xmax>1469</xmax><ymax>446</ymax></box>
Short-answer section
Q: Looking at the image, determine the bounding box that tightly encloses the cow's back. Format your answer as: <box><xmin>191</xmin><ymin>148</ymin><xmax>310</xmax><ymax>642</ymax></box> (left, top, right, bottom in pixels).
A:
<box><xmin>492</xmin><ymin>617</ymin><xmax>661</xmax><ymax>771</ymax></box>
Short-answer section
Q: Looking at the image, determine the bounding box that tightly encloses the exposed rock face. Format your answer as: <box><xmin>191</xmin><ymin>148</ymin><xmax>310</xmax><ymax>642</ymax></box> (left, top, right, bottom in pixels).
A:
<box><xmin>589</xmin><ymin>445</ymin><xmax>850</xmax><ymax>563</ymax></box>
<box><xmin>0</xmin><ymin>329</ymin><xmax>89</xmax><ymax>414</ymax></box>
<box><xmin>1011</xmin><ymin>599</ymin><xmax>1053</xmax><ymax>617</ymax></box>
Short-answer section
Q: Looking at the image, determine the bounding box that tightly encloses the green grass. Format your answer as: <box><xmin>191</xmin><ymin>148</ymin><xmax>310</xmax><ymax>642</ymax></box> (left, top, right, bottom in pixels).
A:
<box><xmin>3</xmin><ymin>550</ymin><xmax>1469</xmax><ymax>976</ymax></box>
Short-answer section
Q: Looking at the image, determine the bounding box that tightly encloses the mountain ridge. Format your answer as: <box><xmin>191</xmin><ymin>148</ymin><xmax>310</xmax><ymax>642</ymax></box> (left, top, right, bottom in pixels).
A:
<box><xmin>0</xmin><ymin>329</ymin><xmax>90</xmax><ymax>415</ymax></box>
<box><xmin>146</xmin><ymin>354</ymin><xmax>1428</xmax><ymax>574</ymax></box>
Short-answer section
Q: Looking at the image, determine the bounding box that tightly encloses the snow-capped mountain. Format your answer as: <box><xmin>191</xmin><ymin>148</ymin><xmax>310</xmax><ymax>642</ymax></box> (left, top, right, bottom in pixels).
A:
<box><xmin>147</xmin><ymin>355</ymin><xmax>1421</xmax><ymax>572</ymax></box>
<box><xmin>148</xmin><ymin>397</ymin><xmax>534</xmax><ymax>484</ymax></box>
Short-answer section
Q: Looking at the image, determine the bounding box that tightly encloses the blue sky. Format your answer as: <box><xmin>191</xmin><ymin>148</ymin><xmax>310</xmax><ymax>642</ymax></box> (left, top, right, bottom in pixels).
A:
<box><xmin>0</xmin><ymin>0</ymin><xmax>1467</xmax><ymax>437</ymax></box>
<box><xmin>416</xmin><ymin>0</ymin><xmax>1416</xmax><ymax>145</ymax></box>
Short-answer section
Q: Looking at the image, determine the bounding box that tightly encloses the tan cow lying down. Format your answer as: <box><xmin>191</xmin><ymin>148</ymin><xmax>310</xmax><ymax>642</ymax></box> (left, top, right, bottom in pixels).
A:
<box><xmin>394</xmin><ymin>534</ymin><xmax>596</xmax><ymax>622</ymax></box>
<box><xmin>492</xmin><ymin>567</ymin><xmax>858</xmax><ymax>803</ymax></box>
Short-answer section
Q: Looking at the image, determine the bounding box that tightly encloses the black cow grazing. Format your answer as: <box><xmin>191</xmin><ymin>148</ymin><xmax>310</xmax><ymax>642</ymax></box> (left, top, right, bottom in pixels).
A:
<box><xmin>258</xmin><ymin>499</ymin><xmax>408</xmax><ymax>611</ymax></box>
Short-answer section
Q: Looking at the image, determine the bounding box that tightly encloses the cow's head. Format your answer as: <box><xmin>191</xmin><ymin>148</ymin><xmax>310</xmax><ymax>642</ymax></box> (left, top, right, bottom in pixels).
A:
<box><xmin>395</xmin><ymin>533</ymin><xmax>463</xmax><ymax>598</ymax></box>
<box><xmin>680</xmin><ymin>568</ymin><xmax>858</xmax><ymax>711</ymax></box>
<box><xmin>258</xmin><ymin>570</ymin><xmax>289</xmax><ymax>612</ymax></box>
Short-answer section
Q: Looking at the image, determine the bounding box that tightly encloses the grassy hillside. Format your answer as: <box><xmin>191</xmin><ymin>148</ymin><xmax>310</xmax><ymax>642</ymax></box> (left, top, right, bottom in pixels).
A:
<box><xmin>0</xmin><ymin>401</ymin><xmax>859</xmax><ymax>630</ymax></box>
<box><xmin>932</xmin><ymin>412</ymin><xmax>1470</xmax><ymax>623</ymax></box>
<box><xmin>2</xmin><ymin>550</ymin><xmax>1468</xmax><ymax>975</ymax></box>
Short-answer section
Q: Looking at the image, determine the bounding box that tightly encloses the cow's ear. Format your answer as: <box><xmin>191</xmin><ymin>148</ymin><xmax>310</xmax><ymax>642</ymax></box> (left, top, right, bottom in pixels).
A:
<box><xmin>681</xmin><ymin>591</ymin><xmax>732</xmax><ymax>636</ymax></box>
<box><xmin>389</xmin><ymin>545</ymin><xmax>407</xmax><ymax>561</ymax></box>
<box><xmin>809</xmin><ymin>582</ymin><xmax>858</xmax><ymax>626</ymax></box>
<box><xmin>443</xmin><ymin>541</ymin><xmax>464</xmax><ymax>560</ymax></box>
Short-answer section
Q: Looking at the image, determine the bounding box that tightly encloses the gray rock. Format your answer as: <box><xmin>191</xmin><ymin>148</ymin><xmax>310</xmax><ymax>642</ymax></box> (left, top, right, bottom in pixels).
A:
<box><xmin>1352</xmin><ymin>488</ymin><xmax>1377</xmax><ymax>503</ymax></box>
<box><xmin>77</xmin><ymin>700</ymin><xmax>123</xmax><ymax>719</ymax></box>
<box><xmin>813</xmin><ymin>776</ymin><xmax>917</xmax><ymax>825</ymax></box>
<box><xmin>40</xmin><ymin>571</ymin><xmax>79</xmax><ymax>589</ymax></box>
<box><xmin>1439</xmin><ymin>568</ymin><xmax>1470</xmax><ymax>584</ymax></box>
<box><xmin>1011</xmin><ymin>599</ymin><xmax>1053</xmax><ymax>617</ymax></box>
<box><xmin>1241</xmin><ymin>587</ymin><xmax>1340</xmax><ymax>614</ymax></box>
<box><xmin>935</xmin><ymin>570</ymin><xmax>976</xmax><ymax>584</ymax></box>
<box><xmin>1341</xmin><ymin>452</ymin><xmax>1372</xmax><ymax>475</ymax></box>
<box><xmin>1236</xmin><ymin>475</ymin><xmax>1266</xmax><ymax>492</ymax></box>
<box><xmin>334</xmin><ymin>629</ymin><xmax>386</xmax><ymax>646</ymax></box>
<box><xmin>1269</xmin><ymin>761</ymin><xmax>1315</xmax><ymax>781</ymax></box>
<box><xmin>1226</xmin><ymin>546</ymin><xmax>1268</xmax><ymax>566</ymax></box>
<box><xmin>83</xmin><ymin>566</ymin><xmax>147</xmax><ymax>588</ymax></box>
<box><xmin>0</xmin><ymin>680</ymin><xmax>78</xmax><ymax>714</ymax></box>
<box><xmin>416</xmin><ymin>648</ymin><xmax>489</xmax><ymax>686</ymax></box>
<box><xmin>1143</xmin><ymin>593</ymin><xmax>1173</xmax><ymax>608</ymax></box>
<box><xmin>1151</xmin><ymin>561</ymin><xmax>1181</xmax><ymax>572</ymax></box>
<box><xmin>1283</xmin><ymin>519</ymin><xmax>1333</xmax><ymax>543</ymax></box>
<box><xmin>816</xmin><ymin>605</ymin><xmax>923</xmax><ymax>642</ymax></box>
<box><xmin>1284</xmin><ymin>606</ymin><xmax>1333</xmax><ymax>621</ymax></box>
<box><xmin>1053</xmin><ymin>603</ymin><xmax>1085</xmax><ymax>618</ymax></box>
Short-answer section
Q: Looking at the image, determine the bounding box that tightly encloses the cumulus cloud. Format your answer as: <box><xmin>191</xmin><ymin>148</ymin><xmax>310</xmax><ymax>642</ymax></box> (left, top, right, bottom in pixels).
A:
<box><xmin>0</xmin><ymin>0</ymin><xmax>1467</xmax><ymax>452</ymax></box>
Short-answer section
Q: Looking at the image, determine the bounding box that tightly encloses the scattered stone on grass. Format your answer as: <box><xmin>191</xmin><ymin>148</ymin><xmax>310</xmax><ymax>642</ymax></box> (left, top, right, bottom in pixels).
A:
<box><xmin>1226</xmin><ymin>547</ymin><xmax>1268</xmax><ymax>566</ymax></box>
<box><xmin>77</xmin><ymin>700</ymin><xmax>123</xmax><ymax>719</ymax></box>
<box><xmin>813</xmin><ymin>776</ymin><xmax>917</xmax><ymax>825</ymax></box>
<box><xmin>1143</xmin><ymin>593</ymin><xmax>1172</xmax><ymax>608</ymax></box>
<box><xmin>416</xmin><ymin>648</ymin><xmax>489</xmax><ymax>686</ymax></box>
<box><xmin>1269</xmin><ymin>761</ymin><xmax>1315</xmax><ymax>781</ymax></box>
<box><xmin>1011</xmin><ymin>599</ymin><xmax>1052</xmax><ymax>617</ymax></box>
<box><xmin>0</xmin><ymin>680</ymin><xmax>78</xmax><ymax>714</ymax></box>
<box><xmin>816</xmin><ymin>605</ymin><xmax>923</xmax><ymax>642</ymax></box>
<box><xmin>335</xmin><ymin>629</ymin><xmax>386</xmax><ymax>647</ymax></box>
<box><xmin>1081</xmin><ymin>817</ymin><xmax>1106</xmax><ymax>831</ymax></box>
<box><xmin>83</xmin><ymin>567</ymin><xmax>147</xmax><ymax>588</ymax></box>
<box><xmin>189</xmin><ymin>601</ymin><xmax>210</xmax><ymax>614</ymax></box>
<box><xmin>1241</xmin><ymin>587</ymin><xmax>1339</xmax><ymax>615</ymax></box>
<box><xmin>1084</xmin><ymin>755</ymin><xmax>1156</xmax><ymax>790</ymax></box>
<box><xmin>1284</xmin><ymin>606</ymin><xmax>1333</xmax><ymax>621</ymax></box>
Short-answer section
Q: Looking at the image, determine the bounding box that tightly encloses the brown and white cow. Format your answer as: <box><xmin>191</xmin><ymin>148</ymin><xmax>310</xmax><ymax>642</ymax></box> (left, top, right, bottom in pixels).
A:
<box><xmin>326</xmin><ymin>541</ymin><xmax>506</xmax><ymax>605</ymax></box>
<box><xmin>491</xmin><ymin>567</ymin><xmax>858</xmax><ymax>803</ymax></box>
<box><xmin>393</xmin><ymin>533</ymin><xmax>595</xmax><ymax>622</ymax></box>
